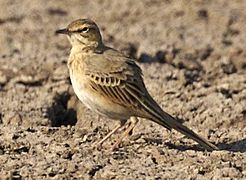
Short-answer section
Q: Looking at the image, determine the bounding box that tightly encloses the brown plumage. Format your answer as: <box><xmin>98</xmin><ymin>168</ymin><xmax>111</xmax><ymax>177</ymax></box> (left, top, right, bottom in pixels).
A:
<box><xmin>56</xmin><ymin>19</ymin><xmax>218</xmax><ymax>151</ymax></box>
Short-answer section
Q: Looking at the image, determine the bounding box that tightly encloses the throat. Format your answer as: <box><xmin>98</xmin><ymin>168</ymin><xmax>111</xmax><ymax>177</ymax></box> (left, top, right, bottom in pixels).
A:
<box><xmin>71</xmin><ymin>43</ymin><xmax>104</xmax><ymax>53</ymax></box>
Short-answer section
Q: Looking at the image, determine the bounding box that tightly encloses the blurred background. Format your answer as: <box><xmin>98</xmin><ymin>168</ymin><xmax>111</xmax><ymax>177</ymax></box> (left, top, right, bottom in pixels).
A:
<box><xmin>1</xmin><ymin>0</ymin><xmax>246</xmax><ymax>59</ymax></box>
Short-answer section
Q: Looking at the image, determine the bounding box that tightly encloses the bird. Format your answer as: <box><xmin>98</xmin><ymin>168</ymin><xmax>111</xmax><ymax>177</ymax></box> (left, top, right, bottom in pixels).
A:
<box><xmin>56</xmin><ymin>18</ymin><xmax>218</xmax><ymax>151</ymax></box>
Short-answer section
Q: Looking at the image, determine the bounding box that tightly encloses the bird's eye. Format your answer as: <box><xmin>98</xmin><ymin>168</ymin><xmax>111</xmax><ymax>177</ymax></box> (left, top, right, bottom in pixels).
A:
<box><xmin>77</xmin><ymin>27</ymin><xmax>89</xmax><ymax>33</ymax></box>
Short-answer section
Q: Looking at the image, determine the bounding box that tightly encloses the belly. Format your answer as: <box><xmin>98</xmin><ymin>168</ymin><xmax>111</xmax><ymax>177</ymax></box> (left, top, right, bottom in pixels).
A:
<box><xmin>70</xmin><ymin>74</ymin><xmax>131</xmax><ymax>120</ymax></box>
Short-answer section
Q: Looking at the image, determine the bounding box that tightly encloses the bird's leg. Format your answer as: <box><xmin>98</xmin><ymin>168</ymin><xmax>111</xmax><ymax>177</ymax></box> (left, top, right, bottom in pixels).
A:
<box><xmin>95</xmin><ymin>120</ymin><xmax>127</xmax><ymax>149</ymax></box>
<box><xmin>112</xmin><ymin>117</ymin><xmax>139</xmax><ymax>150</ymax></box>
<box><xmin>118</xmin><ymin>120</ymin><xmax>131</xmax><ymax>132</ymax></box>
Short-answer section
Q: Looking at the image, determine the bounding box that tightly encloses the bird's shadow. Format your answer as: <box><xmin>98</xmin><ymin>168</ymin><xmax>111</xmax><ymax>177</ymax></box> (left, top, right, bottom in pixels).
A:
<box><xmin>217</xmin><ymin>138</ymin><xmax>246</xmax><ymax>153</ymax></box>
<box><xmin>46</xmin><ymin>92</ymin><xmax>77</xmax><ymax>127</ymax></box>
<box><xmin>143</xmin><ymin>137</ymin><xmax>246</xmax><ymax>152</ymax></box>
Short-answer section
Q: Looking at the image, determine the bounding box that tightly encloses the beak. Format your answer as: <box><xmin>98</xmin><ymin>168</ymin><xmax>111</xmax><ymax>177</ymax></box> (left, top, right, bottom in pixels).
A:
<box><xmin>55</xmin><ymin>28</ymin><xmax>69</xmax><ymax>35</ymax></box>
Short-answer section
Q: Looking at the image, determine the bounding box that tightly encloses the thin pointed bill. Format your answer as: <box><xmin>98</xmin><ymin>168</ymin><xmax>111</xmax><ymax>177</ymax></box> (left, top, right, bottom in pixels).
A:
<box><xmin>55</xmin><ymin>28</ymin><xmax>69</xmax><ymax>35</ymax></box>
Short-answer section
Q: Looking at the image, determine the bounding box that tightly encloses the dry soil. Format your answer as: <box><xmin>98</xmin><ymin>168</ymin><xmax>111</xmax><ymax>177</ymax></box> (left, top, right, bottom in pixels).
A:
<box><xmin>0</xmin><ymin>0</ymin><xmax>246</xmax><ymax>179</ymax></box>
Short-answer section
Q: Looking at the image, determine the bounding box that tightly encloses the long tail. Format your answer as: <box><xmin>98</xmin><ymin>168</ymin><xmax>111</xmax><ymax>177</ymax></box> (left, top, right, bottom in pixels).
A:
<box><xmin>125</xmin><ymin>81</ymin><xmax>218</xmax><ymax>151</ymax></box>
<box><xmin>138</xmin><ymin>95</ymin><xmax>218</xmax><ymax>151</ymax></box>
<box><xmin>152</xmin><ymin>111</ymin><xmax>218</xmax><ymax>151</ymax></box>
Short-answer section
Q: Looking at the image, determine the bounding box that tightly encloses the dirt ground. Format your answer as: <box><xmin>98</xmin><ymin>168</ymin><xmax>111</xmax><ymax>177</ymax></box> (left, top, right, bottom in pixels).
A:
<box><xmin>0</xmin><ymin>0</ymin><xmax>246</xmax><ymax>179</ymax></box>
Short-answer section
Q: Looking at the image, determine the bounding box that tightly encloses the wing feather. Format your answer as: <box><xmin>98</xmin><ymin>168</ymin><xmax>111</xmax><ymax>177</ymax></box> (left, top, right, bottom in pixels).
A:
<box><xmin>86</xmin><ymin>59</ymin><xmax>172</xmax><ymax>130</ymax></box>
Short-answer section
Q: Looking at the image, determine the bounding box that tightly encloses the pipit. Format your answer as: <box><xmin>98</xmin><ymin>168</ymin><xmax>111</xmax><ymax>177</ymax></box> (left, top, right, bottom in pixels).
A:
<box><xmin>56</xmin><ymin>19</ymin><xmax>218</xmax><ymax>151</ymax></box>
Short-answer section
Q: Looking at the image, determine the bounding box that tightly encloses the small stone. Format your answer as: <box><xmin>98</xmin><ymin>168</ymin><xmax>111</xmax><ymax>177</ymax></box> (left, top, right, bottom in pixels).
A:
<box><xmin>197</xmin><ymin>9</ymin><xmax>208</xmax><ymax>19</ymax></box>
<box><xmin>3</xmin><ymin>113</ymin><xmax>22</xmax><ymax>126</ymax></box>
<box><xmin>0</xmin><ymin>71</ymin><xmax>8</xmax><ymax>85</ymax></box>
<box><xmin>52</xmin><ymin>65</ymin><xmax>69</xmax><ymax>81</ymax></box>
<box><xmin>138</xmin><ymin>53</ymin><xmax>154</xmax><ymax>63</ymax></box>
<box><xmin>216</xmin><ymin>83</ymin><xmax>232</xmax><ymax>98</ymax></box>
<box><xmin>221</xmin><ymin>57</ymin><xmax>236</xmax><ymax>74</ymax></box>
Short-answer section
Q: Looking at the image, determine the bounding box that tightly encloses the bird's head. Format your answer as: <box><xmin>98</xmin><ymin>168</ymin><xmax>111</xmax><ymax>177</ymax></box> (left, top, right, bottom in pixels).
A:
<box><xmin>56</xmin><ymin>19</ymin><xmax>103</xmax><ymax>50</ymax></box>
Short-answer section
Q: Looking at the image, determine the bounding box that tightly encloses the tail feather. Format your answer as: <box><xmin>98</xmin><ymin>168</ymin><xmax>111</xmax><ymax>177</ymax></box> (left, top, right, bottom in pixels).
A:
<box><xmin>127</xmin><ymin>86</ymin><xmax>218</xmax><ymax>151</ymax></box>
<box><xmin>139</xmin><ymin>94</ymin><xmax>218</xmax><ymax>151</ymax></box>
<box><xmin>152</xmin><ymin>111</ymin><xmax>218</xmax><ymax>151</ymax></box>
